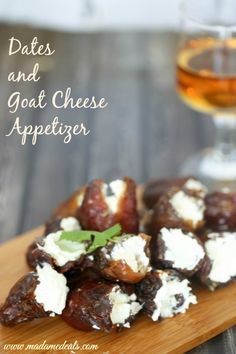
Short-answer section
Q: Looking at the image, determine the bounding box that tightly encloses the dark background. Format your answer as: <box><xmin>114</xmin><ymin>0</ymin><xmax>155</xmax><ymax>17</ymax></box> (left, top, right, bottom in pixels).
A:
<box><xmin>0</xmin><ymin>25</ymin><xmax>214</xmax><ymax>242</ymax></box>
<box><xmin>0</xmin><ymin>25</ymin><xmax>234</xmax><ymax>353</ymax></box>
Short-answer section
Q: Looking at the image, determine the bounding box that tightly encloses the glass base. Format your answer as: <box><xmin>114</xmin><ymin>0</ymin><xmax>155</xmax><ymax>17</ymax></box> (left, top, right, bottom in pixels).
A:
<box><xmin>180</xmin><ymin>148</ymin><xmax>236</xmax><ymax>191</ymax></box>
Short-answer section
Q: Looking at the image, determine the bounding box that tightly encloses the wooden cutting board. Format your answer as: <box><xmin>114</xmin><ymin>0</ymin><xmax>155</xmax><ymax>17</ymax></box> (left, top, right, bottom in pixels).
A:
<box><xmin>1</xmin><ymin>229</ymin><xmax>236</xmax><ymax>354</ymax></box>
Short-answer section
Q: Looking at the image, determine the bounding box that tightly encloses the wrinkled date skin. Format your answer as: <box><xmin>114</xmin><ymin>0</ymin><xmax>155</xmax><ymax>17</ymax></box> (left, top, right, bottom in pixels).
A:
<box><xmin>95</xmin><ymin>234</ymin><xmax>151</xmax><ymax>283</ymax></box>
<box><xmin>145</xmin><ymin>192</ymin><xmax>189</xmax><ymax>238</ymax></box>
<box><xmin>143</xmin><ymin>177</ymin><xmax>191</xmax><ymax>209</ymax></box>
<box><xmin>26</xmin><ymin>237</ymin><xmax>54</xmax><ymax>269</ymax></box>
<box><xmin>205</xmin><ymin>192</ymin><xmax>236</xmax><ymax>231</ymax></box>
<box><xmin>62</xmin><ymin>280</ymin><xmax>116</xmax><ymax>332</ymax></box>
<box><xmin>197</xmin><ymin>254</ymin><xmax>213</xmax><ymax>289</ymax></box>
<box><xmin>44</xmin><ymin>217</ymin><xmax>64</xmax><ymax>235</ymax></box>
<box><xmin>77</xmin><ymin>177</ymin><xmax>139</xmax><ymax>233</ymax></box>
<box><xmin>26</xmin><ymin>218</ymin><xmax>65</xmax><ymax>269</ymax></box>
<box><xmin>135</xmin><ymin>271</ymin><xmax>163</xmax><ymax>317</ymax></box>
<box><xmin>135</xmin><ymin>270</ymin><xmax>185</xmax><ymax>319</ymax></box>
<box><xmin>65</xmin><ymin>268</ymin><xmax>101</xmax><ymax>290</ymax></box>
<box><xmin>146</xmin><ymin>188</ymin><xmax>205</xmax><ymax>238</ymax></box>
<box><xmin>0</xmin><ymin>273</ymin><xmax>47</xmax><ymax>326</ymax></box>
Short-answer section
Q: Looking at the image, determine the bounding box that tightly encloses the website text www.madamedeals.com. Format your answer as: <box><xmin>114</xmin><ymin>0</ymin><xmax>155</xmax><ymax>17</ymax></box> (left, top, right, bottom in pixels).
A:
<box><xmin>2</xmin><ymin>340</ymin><xmax>98</xmax><ymax>352</ymax></box>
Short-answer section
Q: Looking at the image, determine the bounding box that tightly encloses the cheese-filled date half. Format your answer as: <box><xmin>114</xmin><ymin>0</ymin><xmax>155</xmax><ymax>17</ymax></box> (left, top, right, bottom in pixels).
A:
<box><xmin>136</xmin><ymin>269</ymin><xmax>197</xmax><ymax>321</ymax></box>
<box><xmin>26</xmin><ymin>217</ymin><xmax>86</xmax><ymax>273</ymax></box>
<box><xmin>0</xmin><ymin>263</ymin><xmax>69</xmax><ymax>326</ymax></box>
<box><xmin>95</xmin><ymin>233</ymin><xmax>151</xmax><ymax>283</ymax></box>
<box><xmin>146</xmin><ymin>187</ymin><xmax>205</xmax><ymax>236</ymax></box>
<box><xmin>198</xmin><ymin>231</ymin><xmax>236</xmax><ymax>290</ymax></box>
<box><xmin>143</xmin><ymin>177</ymin><xmax>207</xmax><ymax>209</ymax></box>
<box><xmin>77</xmin><ymin>177</ymin><xmax>139</xmax><ymax>233</ymax></box>
<box><xmin>153</xmin><ymin>228</ymin><xmax>206</xmax><ymax>276</ymax></box>
<box><xmin>62</xmin><ymin>280</ymin><xmax>142</xmax><ymax>332</ymax></box>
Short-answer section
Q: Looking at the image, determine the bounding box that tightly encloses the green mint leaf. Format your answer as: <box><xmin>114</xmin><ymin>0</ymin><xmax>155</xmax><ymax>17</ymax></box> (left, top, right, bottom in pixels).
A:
<box><xmin>87</xmin><ymin>224</ymin><xmax>122</xmax><ymax>253</ymax></box>
<box><xmin>59</xmin><ymin>224</ymin><xmax>122</xmax><ymax>254</ymax></box>
<box><xmin>60</xmin><ymin>230</ymin><xmax>100</xmax><ymax>242</ymax></box>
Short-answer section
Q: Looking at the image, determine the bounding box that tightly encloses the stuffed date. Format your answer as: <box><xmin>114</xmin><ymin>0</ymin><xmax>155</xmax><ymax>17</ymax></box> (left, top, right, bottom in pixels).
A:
<box><xmin>0</xmin><ymin>263</ymin><xmax>69</xmax><ymax>326</ymax></box>
<box><xmin>62</xmin><ymin>280</ymin><xmax>142</xmax><ymax>332</ymax></box>
<box><xmin>198</xmin><ymin>231</ymin><xmax>236</xmax><ymax>290</ymax></box>
<box><xmin>143</xmin><ymin>177</ymin><xmax>207</xmax><ymax>209</ymax></box>
<box><xmin>95</xmin><ymin>233</ymin><xmax>151</xmax><ymax>283</ymax></box>
<box><xmin>146</xmin><ymin>187</ymin><xmax>205</xmax><ymax>236</ymax></box>
<box><xmin>26</xmin><ymin>217</ymin><xmax>86</xmax><ymax>273</ymax></box>
<box><xmin>136</xmin><ymin>269</ymin><xmax>197</xmax><ymax>321</ymax></box>
<box><xmin>153</xmin><ymin>228</ymin><xmax>206</xmax><ymax>276</ymax></box>
<box><xmin>77</xmin><ymin>177</ymin><xmax>139</xmax><ymax>233</ymax></box>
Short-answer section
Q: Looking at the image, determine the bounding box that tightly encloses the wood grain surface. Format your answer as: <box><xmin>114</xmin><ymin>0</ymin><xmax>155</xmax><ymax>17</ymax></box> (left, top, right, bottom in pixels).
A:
<box><xmin>0</xmin><ymin>227</ymin><xmax>236</xmax><ymax>354</ymax></box>
<box><xmin>0</xmin><ymin>24</ymin><xmax>235</xmax><ymax>353</ymax></box>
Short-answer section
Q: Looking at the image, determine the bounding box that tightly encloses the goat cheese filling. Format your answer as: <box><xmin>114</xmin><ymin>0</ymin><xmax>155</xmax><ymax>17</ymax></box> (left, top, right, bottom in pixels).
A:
<box><xmin>34</xmin><ymin>263</ymin><xmax>69</xmax><ymax>314</ymax></box>
<box><xmin>39</xmin><ymin>218</ymin><xmax>86</xmax><ymax>266</ymax></box>
<box><xmin>92</xmin><ymin>324</ymin><xmax>100</xmax><ymax>330</ymax></box>
<box><xmin>39</xmin><ymin>231</ymin><xmax>86</xmax><ymax>267</ymax></box>
<box><xmin>205</xmin><ymin>232</ymin><xmax>236</xmax><ymax>283</ymax></box>
<box><xmin>184</xmin><ymin>178</ymin><xmax>207</xmax><ymax>197</ymax></box>
<box><xmin>109</xmin><ymin>286</ymin><xmax>142</xmax><ymax>326</ymax></box>
<box><xmin>60</xmin><ymin>217</ymin><xmax>81</xmax><ymax>231</ymax></box>
<box><xmin>109</xmin><ymin>235</ymin><xmax>149</xmax><ymax>273</ymax></box>
<box><xmin>102</xmin><ymin>179</ymin><xmax>126</xmax><ymax>213</ymax></box>
<box><xmin>151</xmin><ymin>271</ymin><xmax>197</xmax><ymax>321</ymax></box>
<box><xmin>170</xmin><ymin>190</ymin><xmax>205</xmax><ymax>227</ymax></box>
<box><xmin>160</xmin><ymin>228</ymin><xmax>205</xmax><ymax>271</ymax></box>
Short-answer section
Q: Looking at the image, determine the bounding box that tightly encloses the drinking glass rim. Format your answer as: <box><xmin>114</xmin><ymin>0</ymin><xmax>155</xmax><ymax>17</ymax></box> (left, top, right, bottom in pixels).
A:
<box><xmin>180</xmin><ymin>0</ymin><xmax>236</xmax><ymax>32</ymax></box>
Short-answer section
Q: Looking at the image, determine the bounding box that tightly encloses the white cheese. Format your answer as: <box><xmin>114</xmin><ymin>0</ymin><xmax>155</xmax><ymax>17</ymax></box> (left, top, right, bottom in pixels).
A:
<box><xmin>38</xmin><ymin>231</ymin><xmax>86</xmax><ymax>267</ymax></box>
<box><xmin>123</xmin><ymin>322</ymin><xmax>131</xmax><ymax>328</ymax></box>
<box><xmin>205</xmin><ymin>232</ymin><xmax>236</xmax><ymax>283</ymax></box>
<box><xmin>184</xmin><ymin>178</ymin><xmax>207</xmax><ymax>196</ymax></box>
<box><xmin>103</xmin><ymin>179</ymin><xmax>126</xmax><ymax>213</ymax></box>
<box><xmin>34</xmin><ymin>263</ymin><xmax>69</xmax><ymax>315</ymax></box>
<box><xmin>92</xmin><ymin>324</ymin><xmax>100</xmax><ymax>330</ymax></box>
<box><xmin>151</xmin><ymin>271</ymin><xmax>197</xmax><ymax>321</ymax></box>
<box><xmin>160</xmin><ymin>228</ymin><xmax>205</xmax><ymax>271</ymax></box>
<box><xmin>87</xmin><ymin>255</ymin><xmax>94</xmax><ymax>261</ymax></box>
<box><xmin>109</xmin><ymin>286</ymin><xmax>142</xmax><ymax>325</ymax></box>
<box><xmin>60</xmin><ymin>217</ymin><xmax>81</xmax><ymax>231</ymax></box>
<box><xmin>110</xmin><ymin>235</ymin><xmax>149</xmax><ymax>273</ymax></box>
<box><xmin>170</xmin><ymin>190</ymin><xmax>205</xmax><ymax>227</ymax></box>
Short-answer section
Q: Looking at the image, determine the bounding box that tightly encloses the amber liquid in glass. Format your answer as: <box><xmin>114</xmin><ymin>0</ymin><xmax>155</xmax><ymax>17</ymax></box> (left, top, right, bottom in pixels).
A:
<box><xmin>176</xmin><ymin>38</ymin><xmax>236</xmax><ymax>115</ymax></box>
